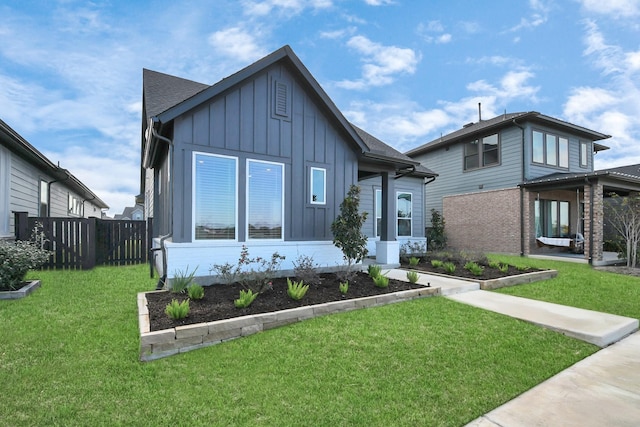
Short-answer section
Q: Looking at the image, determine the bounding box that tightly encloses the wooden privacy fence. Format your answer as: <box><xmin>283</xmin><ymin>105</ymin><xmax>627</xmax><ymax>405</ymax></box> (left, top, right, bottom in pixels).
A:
<box><xmin>14</xmin><ymin>212</ymin><xmax>152</xmax><ymax>270</ymax></box>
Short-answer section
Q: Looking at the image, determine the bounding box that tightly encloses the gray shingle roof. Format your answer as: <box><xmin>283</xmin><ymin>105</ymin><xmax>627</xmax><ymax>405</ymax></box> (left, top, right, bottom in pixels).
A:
<box><xmin>143</xmin><ymin>69</ymin><xmax>209</xmax><ymax>119</ymax></box>
<box><xmin>406</xmin><ymin>111</ymin><xmax>611</xmax><ymax>157</ymax></box>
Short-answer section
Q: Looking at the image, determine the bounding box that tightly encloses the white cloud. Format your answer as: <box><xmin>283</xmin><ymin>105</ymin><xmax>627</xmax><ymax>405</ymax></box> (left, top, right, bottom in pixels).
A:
<box><xmin>363</xmin><ymin>0</ymin><xmax>395</xmax><ymax>5</ymax></box>
<box><xmin>241</xmin><ymin>0</ymin><xmax>333</xmax><ymax>16</ymax></box>
<box><xmin>467</xmin><ymin>69</ymin><xmax>540</xmax><ymax>101</ymax></box>
<box><xmin>319</xmin><ymin>27</ymin><xmax>357</xmax><ymax>39</ymax></box>
<box><xmin>507</xmin><ymin>0</ymin><xmax>551</xmax><ymax>32</ymax></box>
<box><xmin>336</xmin><ymin>35</ymin><xmax>420</xmax><ymax>89</ymax></box>
<box><xmin>208</xmin><ymin>27</ymin><xmax>269</xmax><ymax>63</ymax></box>
<box><xmin>577</xmin><ymin>0</ymin><xmax>640</xmax><ymax>17</ymax></box>
<box><xmin>417</xmin><ymin>21</ymin><xmax>452</xmax><ymax>44</ymax></box>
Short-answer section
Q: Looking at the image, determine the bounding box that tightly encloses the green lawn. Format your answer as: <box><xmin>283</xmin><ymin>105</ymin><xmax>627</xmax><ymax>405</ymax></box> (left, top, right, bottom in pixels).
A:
<box><xmin>489</xmin><ymin>255</ymin><xmax>640</xmax><ymax>319</ymax></box>
<box><xmin>0</xmin><ymin>263</ymin><xmax>600</xmax><ymax>426</ymax></box>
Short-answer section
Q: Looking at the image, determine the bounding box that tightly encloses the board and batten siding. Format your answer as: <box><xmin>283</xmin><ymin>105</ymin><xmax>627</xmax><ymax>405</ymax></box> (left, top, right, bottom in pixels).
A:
<box><xmin>170</xmin><ymin>62</ymin><xmax>358</xmax><ymax>243</ymax></box>
<box><xmin>416</xmin><ymin>126</ymin><xmax>523</xmax><ymax>226</ymax></box>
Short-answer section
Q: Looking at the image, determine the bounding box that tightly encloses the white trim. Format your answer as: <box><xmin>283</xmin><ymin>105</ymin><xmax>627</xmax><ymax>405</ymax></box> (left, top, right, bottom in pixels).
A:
<box><xmin>396</xmin><ymin>191</ymin><xmax>413</xmax><ymax>237</ymax></box>
<box><xmin>192</xmin><ymin>151</ymin><xmax>239</xmax><ymax>242</ymax></box>
<box><xmin>374</xmin><ymin>188</ymin><xmax>382</xmax><ymax>238</ymax></box>
<box><xmin>246</xmin><ymin>158</ymin><xmax>285</xmax><ymax>241</ymax></box>
<box><xmin>310</xmin><ymin>167</ymin><xmax>326</xmax><ymax>205</ymax></box>
<box><xmin>0</xmin><ymin>145</ymin><xmax>10</xmax><ymax>237</ymax></box>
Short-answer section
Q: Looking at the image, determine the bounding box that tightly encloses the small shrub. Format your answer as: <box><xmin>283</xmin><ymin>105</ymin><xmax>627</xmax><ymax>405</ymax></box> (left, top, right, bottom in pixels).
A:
<box><xmin>426</xmin><ymin>209</ymin><xmax>446</xmax><ymax>250</ymax></box>
<box><xmin>464</xmin><ymin>261</ymin><xmax>484</xmax><ymax>276</ymax></box>
<box><xmin>400</xmin><ymin>241</ymin><xmax>427</xmax><ymax>261</ymax></box>
<box><xmin>442</xmin><ymin>262</ymin><xmax>456</xmax><ymax>274</ymax></box>
<box><xmin>234</xmin><ymin>289</ymin><xmax>258</xmax><ymax>308</ymax></box>
<box><xmin>339</xmin><ymin>281</ymin><xmax>349</xmax><ymax>294</ymax></box>
<box><xmin>165</xmin><ymin>299</ymin><xmax>190</xmax><ymax>320</ymax></box>
<box><xmin>187</xmin><ymin>283</ymin><xmax>205</xmax><ymax>300</ymax></box>
<box><xmin>210</xmin><ymin>245</ymin><xmax>285</xmax><ymax>293</ymax></box>
<box><xmin>431</xmin><ymin>259</ymin><xmax>444</xmax><ymax>268</ymax></box>
<box><xmin>367</xmin><ymin>264</ymin><xmax>382</xmax><ymax>279</ymax></box>
<box><xmin>286</xmin><ymin>278</ymin><xmax>310</xmax><ymax>301</ymax></box>
<box><xmin>292</xmin><ymin>254</ymin><xmax>321</xmax><ymax>286</ymax></box>
<box><xmin>331</xmin><ymin>185</ymin><xmax>368</xmax><ymax>268</ymax></box>
<box><xmin>498</xmin><ymin>264</ymin><xmax>509</xmax><ymax>274</ymax></box>
<box><xmin>169</xmin><ymin>266</ymin><xmax>197</xmax><ymax>293</ymax></box>
<box><xmin>488</xmin><ymin>260</ymin><xmax>501</xmax><ymax>269</ymax></box>
<box><xmin>516</xmin><ymin>265</ymin><xmax>530</xmax><ymax>272</ymax></box>
<box><xmin>406</xmin><ymin>270</ymin><xmax>419</xmax><ymax>283</ymax></box>
<box><xmin>0</xmin><ymin>224</ymin><xmax>50</xmax><ymax>290</ymax></box>
<box><xmin>409</xmin><ymin>257</ymin><xmax>420</xmax><ymax>267</ymax></box>
<box><xmin>336</xmin><ymin>265</ymin><xmax>356</xmax><ymax>284</ymax></box>
<box><xmin>372</xmin><ymin>274</ymin><xmax>389</xmax><ymax>288</ymax></box>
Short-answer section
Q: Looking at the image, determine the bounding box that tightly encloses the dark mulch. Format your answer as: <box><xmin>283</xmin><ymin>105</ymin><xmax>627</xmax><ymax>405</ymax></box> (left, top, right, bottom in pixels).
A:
<box><xmin>146</xmin><ymin>272</ymin><xmax>425</xmax><ymax>332</ymax></box>
<box><xmin>401</xmin><ymin>261</ymin><xmax>539</xmax><ymax>280</ymax></box>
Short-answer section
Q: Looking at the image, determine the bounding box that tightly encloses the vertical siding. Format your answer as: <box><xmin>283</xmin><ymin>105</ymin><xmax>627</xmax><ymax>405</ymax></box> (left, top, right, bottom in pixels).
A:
<box><xmin>171</xmin><ymin>63</ymin><xmax>359</xmax><ymax>243</ymax></box>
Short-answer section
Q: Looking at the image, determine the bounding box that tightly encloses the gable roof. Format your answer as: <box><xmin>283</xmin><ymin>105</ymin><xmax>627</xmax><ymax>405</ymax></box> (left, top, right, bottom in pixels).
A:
<box><xmin>406</xmin><ymin>111</ymin><xmax>611</xmax><ymax>157</ymax></box>
<box><xmin>143</xmin><ymin>45</ymin><xmax>429</xmax><ymax>175</ymax></box>
<box><xmin>0</xmin><ymin>118</ymin><xmax>109</xmax><ymax>209</ymax></box>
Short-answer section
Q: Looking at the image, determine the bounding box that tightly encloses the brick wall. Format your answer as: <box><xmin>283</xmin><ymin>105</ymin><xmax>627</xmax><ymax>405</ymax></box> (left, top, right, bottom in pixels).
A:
<box><xmin>443</xmin><ymin>188</ymin><xmax>521</xmax><ymax>253</ymax></box>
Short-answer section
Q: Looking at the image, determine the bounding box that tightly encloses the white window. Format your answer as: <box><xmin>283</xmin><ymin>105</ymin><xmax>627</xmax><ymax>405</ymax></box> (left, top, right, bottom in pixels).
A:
<box><xmin>39</xmin><ymin>180</ymin><xmax>48</xmax><ymax>217</ymax></box>
<box><xmin>532</xmin><ymin>130</ymin><xmax>569</xmax><ymax>168</ymax></box>
<box><xmin>68</xmin><ymin>194</ymin><xmax>82</xmax><ymax>216</ymax></box>
<box><xmin>193</xmin><ymin>153</ymin><xmax>237</xmax><ymax>240</ymax></box>
<box><xmin>310</xmin><ymin>167</ymin><xmax>326</xmax><ymax>204</ymax></box>
<box><xmin>397</xmin><ymin>192</ymin><xmax>412</xmax><ymax>237</ymax></box>
<box><xmin>247</xmin><ymin>159</ymin><xmax>284</xmax><ymax>240</ymax></box>
<box><xmin>580</xmin><ymin>141</ymin><xmax>589</xmax><ymax>168</ymax></box>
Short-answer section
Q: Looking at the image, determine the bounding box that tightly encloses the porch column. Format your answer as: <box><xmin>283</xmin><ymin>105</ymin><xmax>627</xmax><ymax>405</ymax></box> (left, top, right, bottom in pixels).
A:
<box><xmin>376</xmin><ymin>171</ymin><xmax>399</xmax><ymax>265</ymax></box>
<box><xmin>584</xmin><ymin>181</ymin><xmax>604</xmax><ymax>263</ymax></box>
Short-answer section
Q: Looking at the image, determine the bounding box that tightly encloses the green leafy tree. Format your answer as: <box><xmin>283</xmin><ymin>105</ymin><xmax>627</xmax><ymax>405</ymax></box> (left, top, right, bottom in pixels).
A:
<box><xmin>331</xmin><ymin>185</ymin><xmax>368</xmax><ymax>269</ymax></box>
<box><xmin>427</xmin><ymin>208</ymin><xmax>447</xmax><ymax>250</ymax></box>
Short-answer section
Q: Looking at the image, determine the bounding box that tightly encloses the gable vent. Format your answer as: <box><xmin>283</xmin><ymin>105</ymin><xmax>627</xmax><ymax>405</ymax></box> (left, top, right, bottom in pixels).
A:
<box><xmin>273</xmin><ymin>79</ymin><xmax>290</xmax><ymax>119</ymax></box>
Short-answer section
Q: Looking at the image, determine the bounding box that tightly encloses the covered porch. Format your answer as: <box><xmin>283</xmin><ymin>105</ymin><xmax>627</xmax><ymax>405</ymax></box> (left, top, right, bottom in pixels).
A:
<box><xmin>521</xmin><ymin>170</ymin><xmax>640</xmax><ymax>265</ymax></box>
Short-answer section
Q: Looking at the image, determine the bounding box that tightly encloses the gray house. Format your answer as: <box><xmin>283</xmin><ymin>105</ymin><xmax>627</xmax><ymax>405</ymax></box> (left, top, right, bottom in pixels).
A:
<box><xmin>406</xmin><ymin>111</ymin><xmax>640</xmax><ymax>265</ymax></box>
<box><xmin>0</xmin><ymin>118</ymin><xmax>108</xmax><ymax>239</ymax></box>
<box><xmin>140</xmin><ymin>45</ymin><xmax>436</xmax><ymax>282</ymax></box>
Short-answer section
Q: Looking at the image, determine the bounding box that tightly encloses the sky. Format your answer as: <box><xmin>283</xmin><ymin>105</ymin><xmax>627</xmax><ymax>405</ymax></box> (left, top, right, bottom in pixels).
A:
<box><xmin>1</xmin><ymin>0</ymin><xmax>639</xmax><ymax>216</ymax></box>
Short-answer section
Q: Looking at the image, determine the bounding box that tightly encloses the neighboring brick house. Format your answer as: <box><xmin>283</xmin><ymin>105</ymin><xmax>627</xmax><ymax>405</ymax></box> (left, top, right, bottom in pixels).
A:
<box><xmin>0</xmin><ymin>118</ymin><xmax>108</xmax><ymax>239</ymax></box>
<box><xmin>406</xmin><ymin>111</ymin><xmax>640</xmax><ymax>265</ymax></box>
<box><xmin>140</xmin><ymin>45</ymin><xmax>436</xmax><ymax>284</ymax></box>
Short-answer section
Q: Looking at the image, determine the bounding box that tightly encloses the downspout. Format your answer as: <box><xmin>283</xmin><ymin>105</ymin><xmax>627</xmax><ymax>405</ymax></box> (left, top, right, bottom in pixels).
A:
<box><xmin>512</xmin><ymin>118</ymin><xmax>526</xmax><ymax>256</ymax></box>
<box><xmin>46</xmin><ymin>168</ymin><xmax>71</xmax><ymax>216</ymax></box>
<box><xmin>149</xmin><ymin>122</ymin><xmax>174</xmax><ymax>289</ymax></box>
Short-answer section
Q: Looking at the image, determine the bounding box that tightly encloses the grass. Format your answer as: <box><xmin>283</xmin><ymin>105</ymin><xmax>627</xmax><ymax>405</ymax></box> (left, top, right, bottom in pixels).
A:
<box><xmin>489</xmin><ymin>255</ymin><xmax>640</xmax><ymax>319</ymax></box>
<box><xmin>0</xmin><ymin>264</ymin><xmax>599</xmax><ymax>426</ymax></box>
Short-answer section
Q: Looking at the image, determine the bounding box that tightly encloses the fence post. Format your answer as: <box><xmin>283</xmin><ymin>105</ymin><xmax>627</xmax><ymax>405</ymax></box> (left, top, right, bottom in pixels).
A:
<box><xmin>147</xmin><ymin>217</ymin><xmax>154</xmax><ymax>277</ymax></box>
<box><xmin>14</xmin><ymin>212</ymin><xmax>29</xmax><ymax>240</ymax></box>
<box><xmin>84</xmin><ymin>217</ymin><xmax>97</xmax><ymax>270</ymax></box>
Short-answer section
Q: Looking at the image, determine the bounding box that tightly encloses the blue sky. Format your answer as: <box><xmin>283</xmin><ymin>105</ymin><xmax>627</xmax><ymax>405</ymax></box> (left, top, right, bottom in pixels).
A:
<box><xmin>1</xmin><ymin>0</ymin><xmax>638</xmax><ymax>215</ymax></box>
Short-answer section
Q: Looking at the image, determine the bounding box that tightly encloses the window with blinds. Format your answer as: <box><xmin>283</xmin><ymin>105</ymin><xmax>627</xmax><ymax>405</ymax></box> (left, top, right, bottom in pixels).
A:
<box><xmin>247</xmin><ymin>159</ymin><xmax>284</xmax><ymax>239</ymax></box>
<box><xmin>193</xmin><ymin>153</ymin><xmax>237</xmax><ymax>240</ymax></box>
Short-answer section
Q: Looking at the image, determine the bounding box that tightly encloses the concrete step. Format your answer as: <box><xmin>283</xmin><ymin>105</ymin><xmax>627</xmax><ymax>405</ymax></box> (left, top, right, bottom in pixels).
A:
<box><xmin>447</xmin><ymin>290</ymin><xmax>639</xmax><ymax>347</ymax></box>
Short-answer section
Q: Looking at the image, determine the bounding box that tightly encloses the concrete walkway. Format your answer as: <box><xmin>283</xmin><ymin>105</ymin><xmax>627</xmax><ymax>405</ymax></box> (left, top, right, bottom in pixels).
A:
<box><xmin>383</xmin><ymin>268</ymin><xmax>640</xmax><ymax>426</ymax></box>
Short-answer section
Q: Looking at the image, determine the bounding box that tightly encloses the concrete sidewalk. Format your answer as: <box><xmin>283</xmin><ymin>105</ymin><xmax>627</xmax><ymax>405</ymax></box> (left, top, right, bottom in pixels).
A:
<box><xmin>466</xmin><ymin>331</ymin><xmax>640</xmax><ymax>427</ymax></box>
<box><xmin>382</xmin><ymin>268</ymin><xmax>640</xmax><ymax>425</ymax></box>
<box><xmin>447</xmin><ymin>290</ymin><xmax>639</xmax><ymax>347</ymax></box>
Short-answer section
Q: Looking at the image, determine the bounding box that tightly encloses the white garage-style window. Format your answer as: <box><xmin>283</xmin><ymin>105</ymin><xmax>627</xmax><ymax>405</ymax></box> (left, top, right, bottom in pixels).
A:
<box><xmin>193</xmin><ymin>152</ymin><xmax>237</xmax><ymax>240</ymax></box>
<box><xmin>247</xmin><ymin>159</ymin><xmax>284</xmax><ymax>240</ymax></box>
<box><xmin>310</xmin><ymin>167</ymin><xmax>326</xmax><ymax>204</ymax></box>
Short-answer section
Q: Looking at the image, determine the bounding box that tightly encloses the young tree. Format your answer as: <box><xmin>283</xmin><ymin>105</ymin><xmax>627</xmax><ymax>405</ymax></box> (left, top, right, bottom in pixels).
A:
<box><xmin>605</xmin><ymin>193</ymin><xmax>640</xmax><ymax>268</ymax></box>
<box><xmin>331</xmin><ymin>185</ymin><xmax>368</xmax><ymax>270</ymax></box>
<box><xmin>427</xmin><ymin>208</ymin><xmax>447</xmax><ymax>251</ymax></box>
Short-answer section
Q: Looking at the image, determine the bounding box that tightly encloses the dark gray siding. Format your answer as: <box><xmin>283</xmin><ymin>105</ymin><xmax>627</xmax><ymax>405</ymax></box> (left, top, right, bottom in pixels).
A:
<box><xmin>170</xmin><ymin>63</ymin><xmax>358</xmax><ymax>243</ymax></box>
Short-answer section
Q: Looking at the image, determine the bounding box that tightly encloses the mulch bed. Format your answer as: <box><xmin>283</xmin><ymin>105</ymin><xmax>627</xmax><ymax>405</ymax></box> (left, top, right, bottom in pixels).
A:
<box><xmin>146</xmin><ymin>272</ymin><xmax>425</xmax><ymax>332</ymax></box>
<box><xmin>401</xmin><ymin>261</ymin><xmax>539</xmax><ymax>280</ymax></box>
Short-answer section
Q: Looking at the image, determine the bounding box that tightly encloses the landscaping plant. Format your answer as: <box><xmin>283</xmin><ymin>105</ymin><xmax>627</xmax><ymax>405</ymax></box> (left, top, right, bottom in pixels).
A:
<box><xmin>292</xmin><ymin>254</ymin><xmax>321</xmax><ymax>286</ymax></box>
<box><xmin>372</xmin><ymin>274</ymin><xmax>389</xmax><ymax>288</ymax></box>
<box><xmin>211</xmin><ymin>245</ymin><xmax>285</xmax><ymax>293</ymax></box>
<box><xmin>406</xmin><ymin>270</ymin><xmax>420</xmax><ymax>284</ymax></box>
<box><xmin>464</xmin><ymin>261</ymin><xmax>484</xmax><ymax>276</ymax></box>
<box><xmin>169</xmin><ymin>266</ymin><xmax>197</xmax><ymax>293</ymax></box>
<box><xmin>409</xmin><ymin>256</ymin><xmax>420</xmax><ymax>267</ymax></box>
<box><xmin>339</xmin><ymin>281</ymin><xmax>349</xmax><ymax>294</ymax></box>
<box><xmin>286</xmin><ymin>278</ymin><xmax>309</xmax><ymax>301</ymax></box>
<box><xmin>331</xmin><ymin>185</ymin><xmax>368</xmax><ymax>278</ymax></box>
<box><xmin>187</xmin><ymin>283</ymin><xmax>205</xmax><ymax>300</ymax></box>
<box><xmin>165</xmin><ymin>298</ymin><xmax>190</xmax><ymax>320</ymax></box>
<box><xmin>430</xmin><ymin>259</ymin><xmax>444</xmax><ymax>268</ymax></box>
<box><xmin>426</xmin><ymin>208</ymin><xmax>447</xmax><ymax>250</ymax></box>
<box><xmin>498</xmin><ymin>264</ymin><xmax>509</xmax><ymax>274</ymax></box>
<box><xmin>367</xmin><ymin>264</ymin><xmax>382</xmax><ymax>279</ymax></box>
<box><xmin>442</xmin><ymin>262</ymin><xmax>456</xmax><ymax>274</ymax></box>
<box><xmin>0</xmin><ymin>223</ymin><xmax>50</xmax><ymax>290</ymax></box>
<box><xmin>234</xmin><ymin>289</ymin><xmax>259</xmax><ymax>308</ymax></box>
